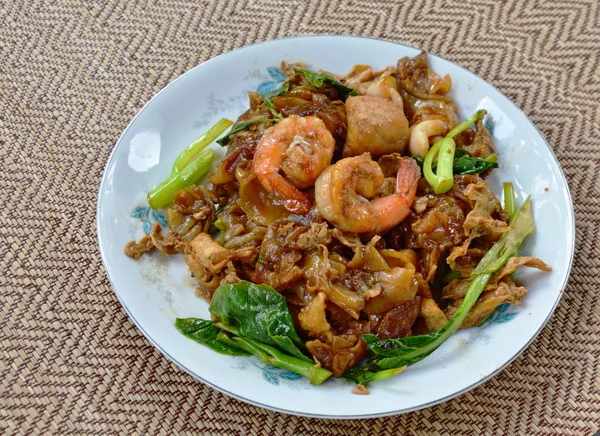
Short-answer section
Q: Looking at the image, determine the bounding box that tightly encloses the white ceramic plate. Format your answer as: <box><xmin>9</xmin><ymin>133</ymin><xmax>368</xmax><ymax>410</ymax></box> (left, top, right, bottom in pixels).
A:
<box><xmin>97</xmin><ymin>36</ymin><xmax>575</xmax><ymax>418</ymax></box>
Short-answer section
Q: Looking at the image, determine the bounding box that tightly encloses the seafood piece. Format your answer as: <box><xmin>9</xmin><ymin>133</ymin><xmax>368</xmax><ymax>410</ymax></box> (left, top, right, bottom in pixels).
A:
<box><xmin>252</xmin><ymin>115</ymin><xmax>335</xmax><ymax>214</ymax></box>
<box><xmin>343</xmin><ymin>95</ymin><xmax>410</xmax><ymax>158</ymax></box>
<box><xmin>366</xmin><ymin>75</ymin><xmax>404</xmax><ymax>109</ymax></box>
<box><xmin>314</xmin><ymin>153</ymin><xmax>420</xmax><ymax>233</ymax></box>
<box><xmin>408</xmin><ymin>119</ymin><xmax>446</xmax><ymax>157</ymax></box>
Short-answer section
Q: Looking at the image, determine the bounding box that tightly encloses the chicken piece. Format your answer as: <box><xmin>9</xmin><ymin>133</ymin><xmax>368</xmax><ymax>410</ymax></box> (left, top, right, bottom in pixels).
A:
<box><xmin>124</xmin><ymin>222</ymin><xmax>182</xmax><ymax>259</ymax></box>
<box><xmin>445</xmin><ymin>279</ymin><xmax>528</xmax><ymax>328</ymax></box>
<box><xmin>343</xmin><ymin>95</ymin><xmax>410</xmax><ymax>158</ymax></box>
<box><xmin>298</xmin><ymin>292</ymin><xmax>331</xmax><ymax>336</ymax></box>
<box><xmin>306</xmin><ymin>333</ymin><xmax>367</xmax><ymax>377</ymax></box>
<box><xmin>420</xmin><ymin>298</ymin><xmax>448</xmax><ymax>331</ymax></box>
<box><xmin>184</xmin><ymin>232</ymin><xmax>255</xmax><ymax>299</ymax></box>
<box><xmin>124</xmin><ymin>236</ymin><xmax>154</xmax><ymax>259</ymax></box>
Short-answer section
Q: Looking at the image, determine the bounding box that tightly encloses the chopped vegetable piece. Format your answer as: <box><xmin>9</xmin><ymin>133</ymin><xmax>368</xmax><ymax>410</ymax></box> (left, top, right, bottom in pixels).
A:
<box><xmin>216</xmin><ymin>119</ymin><xmax>274</xmax><ymax>146</ymax></box>
<box><xmin>292</xmin><ymin>66</ymin><xmax>358</xmax><ymax>100</ymax></box>
<box><xmin>147</xmin><ymin>118</ymin><xmax>233</xmax><ymax>209</ymax></box>
<box><xmin>173</xmin><ymin>118</ymin><xmax>232</xmax><ymax>172</ymax></box>
<box><xmin>423</xmin><ymin>136</ymin><xmax>456</xmax><ymax>194</ymax></box>
<box><xmin>422</xmin><ymin>110</ymin><xmax>486</xmax><ymax>194</ymax></box>
<box><xmin>503</xmin><ymin>182</ymin><xmax>516</xmax><ymax>218</ymax></box>
<box><xmin>261</xmin><ymin>83</ymin><xmax>290</xmax><ymax>119</ymax></box>
<box><xmin>147</xmin><ymin>149</ymin><xmax>213</xmax><ymax>209</ymax></box>
<box><xmin>175</xmin><ymin>281</ymin><xmax>332</xmax><ymax>385</ymax></box>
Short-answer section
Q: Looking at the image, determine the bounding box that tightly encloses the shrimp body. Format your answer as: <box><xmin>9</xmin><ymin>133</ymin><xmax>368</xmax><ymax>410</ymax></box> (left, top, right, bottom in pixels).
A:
<box><xmin>315</xmin><ymin>153</ymin><xmax>420</xmax><ymax>233</ymax></box>
<box><xmin>252</xmin><ymin>115</ymin><xmax>335</xmax><ymax>214</ymax></box>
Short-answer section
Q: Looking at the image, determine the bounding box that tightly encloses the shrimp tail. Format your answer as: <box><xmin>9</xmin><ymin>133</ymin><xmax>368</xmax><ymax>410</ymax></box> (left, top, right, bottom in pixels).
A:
<box><xmin>396</xmin><ymin>157</ymin><xmax>421</xmax><ymax>200</ymax></box>
<box><xmin>262</xmin><ymin>174</ymin><xmax>312</xmax><ymax>215</ymax></box>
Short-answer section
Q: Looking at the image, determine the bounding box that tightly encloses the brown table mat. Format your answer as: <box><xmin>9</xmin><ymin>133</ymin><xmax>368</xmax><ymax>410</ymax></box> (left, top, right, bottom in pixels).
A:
<box><xmin>1</xmin><ymin>0</ymin><xmax>598</xmax><ymax>434</ymax></box>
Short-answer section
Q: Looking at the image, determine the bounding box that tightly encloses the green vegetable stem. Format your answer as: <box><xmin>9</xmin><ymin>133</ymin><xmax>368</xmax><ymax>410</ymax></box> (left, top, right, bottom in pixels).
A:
<box><xmin>346</xmin><ymin>195</ymin><xmax>535</xmax><ymax>386</ymax></box>
<box><xmin>175</xmin><ymin>281</ymin><xmax>332</xmax><ymax>385</ymax></box>
<box><xmin>413</xmin><ymin>148</ymin><xmax>498</xmax><ymax>176</ymax></box>
<box><xmin>422</xmin><ymin>110</ymin><xmax>486</xmax><ymax>194</ymax></box>
<box><xmin>147</xmin><ymin>118</ymin><xmax>233</xmax><ymax>209</ymax></box>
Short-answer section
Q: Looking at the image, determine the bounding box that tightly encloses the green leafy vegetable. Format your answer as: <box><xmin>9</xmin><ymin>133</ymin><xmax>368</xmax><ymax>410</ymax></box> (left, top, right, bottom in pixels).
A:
<box><xmin>347</xmin><ymin>196</ymin><xmax>535</xmax><ymax>385</ymax></box>
<box><xmin>216</xmin><ymin>119</ymin><xmax>274</xmax><ymax>146</ymax></box>
<box><xmin>414</xmin><ymin>148</ymin><xmax>498</xmax><ymax>175</ymax></box>
<box><xmin>422</xmin><ymin>110</ymin><xmax>486</xmax><ymax>194</ymax></box>
<box><xmin>209</xmin><ymin>281</ymin><xmax>310</xmax><ymax>361</ymax></box>
<box><xmin>452</xmin><ymin>154</ymin><xmax>498</xmax><ymax>175</ymax></box>
<box><xmin>215</xmin><ymin>327</ymin><xmax>332</xmax><ymax>385</ymax></box>
<box><xmin>292</xmin><ymin>66</ymin><xmax>358</xmax><ymax>100</ymax></box>
<box><xmin>261</xmin><ymin>83</ymin><xmax>290</xmax><ymax>119</ymax></box>
<box><xmin>175</xmin><ymin>318</ymin><xmax>250</xmax><ymax>356</ymax></box>
<box><xmin>175</xmin><ymin>281</ymin><xmax>332</xmax><ymax>385</ymax></box>
<box><xmin>147</xmin><ymin>118</ymin><xmax>233</xmax><ymax>209</ymax></box>
<box><xmin>343</xmin><ymin>366</ymin><xmax>406</xmax><ymax>386</ymax></box>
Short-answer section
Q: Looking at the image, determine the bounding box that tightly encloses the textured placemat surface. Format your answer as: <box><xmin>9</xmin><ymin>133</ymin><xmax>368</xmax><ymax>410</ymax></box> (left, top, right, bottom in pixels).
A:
<box><xmin>1</xmin><ymin>0</ymin><xmax>598</xmax><ymax>434</ymax></box>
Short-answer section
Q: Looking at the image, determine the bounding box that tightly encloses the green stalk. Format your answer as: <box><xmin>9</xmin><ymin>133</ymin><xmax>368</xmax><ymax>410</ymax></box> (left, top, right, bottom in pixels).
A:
<box><xmin>344</xmin><ymin>366</ymin><xmax>406</xmax><ymax>386</ymax></box>
<box><xmin>172</xmin><ymin>118</ymin><xmax>232</xmax><ymax>172</ymax></box>
<box><xmin>147</xmin><ymin>149</ymin><xmax>213</xmax><ymax>209</ymax></box>
<box><xmin>147</xmin><ymin>118</ymin><xmax>233</xmax><ymax>209</ymax></box>
<box><xmin>474</xmin><ymin>196</ymin><xmax>533</xmax><ymax>275</ymax></box>
<box><xmin>503</xmin><ymin>182</ymin><xmax>516</xmax><ymax>218</ymax></box>
<box><xmin>218</xmin><ymin>333</ymin><xmax>331</xmax><ymax>385</ymax></box>
<box><xmin>422</xmin><ymin>110</ymin><xmax>486</xmax><ymax>194</ymax></box>
<box><xmin>423</xmin><ymin>137</ymin><xmax>455</xmax><ymax>194</ymax></box>
<box><xmin>216</xmin><ymin>322</ymin><xmax>331</xmax><ymax>384</ymax></box>
<box><xmin>447</xmin><ymin>109</ymin><xmax>486</xmax><ymax>139</ymax></box>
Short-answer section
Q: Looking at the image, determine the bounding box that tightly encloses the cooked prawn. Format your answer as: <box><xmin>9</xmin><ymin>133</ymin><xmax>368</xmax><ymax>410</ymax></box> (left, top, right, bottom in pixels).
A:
<box><xmin>252</xmin><ymin>115</ymin><xmax>335</xmax><ymax>214</ymax></box>
<box><xmin>314</xmin><ymin>153</ymin><xmax>420</xmax><ymax>233</ymax></box>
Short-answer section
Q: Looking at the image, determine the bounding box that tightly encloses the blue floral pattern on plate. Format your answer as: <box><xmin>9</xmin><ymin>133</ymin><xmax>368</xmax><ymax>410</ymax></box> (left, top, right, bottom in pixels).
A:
<box><xmin>131</xmin><ymin>206</ymin><xmax>167</xmax><ymax>235</ymax></box>
<box><xmin>256</xmin><ymin>67</ymin><xmax>286</xmax><ymax>94</ymax></box>
<box><xmin>482</xmin><ymin>303</ymin><xmax>517</xmax><ymax>326</ymax></box>
<box><xmin>253</xmin><ymin>363</ymin><xmax>304</xmax><ymax>386</ymax></box>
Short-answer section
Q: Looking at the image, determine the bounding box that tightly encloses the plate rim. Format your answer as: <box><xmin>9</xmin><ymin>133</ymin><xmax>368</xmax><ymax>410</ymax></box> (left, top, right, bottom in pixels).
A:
<box><xmin>96</xmin><ymin>34</ymin><xmax>576</xmax><ymax>419</ymax></box>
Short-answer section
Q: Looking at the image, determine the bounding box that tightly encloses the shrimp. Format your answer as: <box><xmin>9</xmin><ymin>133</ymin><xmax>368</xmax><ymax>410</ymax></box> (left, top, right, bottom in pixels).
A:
<box><xmin>409</xmin><ymin>119</ymin><xmax>446</xmax><ymax>157</ymax></box>
<box><xmin>366</xmin><ymin>75</ymin><xmax>404</xmax><ymax>110</ymax></box>
<box><xmin>314</xmin><ymin>153</ymin><xmax>420</xmax><ymax>233</ymax></box>
<box><xmin>252</xmin><ymin>115</ymin><xmax>335</xmax><ymax>214</ymax></box>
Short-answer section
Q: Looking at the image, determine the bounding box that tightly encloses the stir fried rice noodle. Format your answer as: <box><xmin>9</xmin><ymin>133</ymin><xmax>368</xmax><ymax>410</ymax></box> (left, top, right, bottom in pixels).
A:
<box><xmin>125</xmin><ymin>52</ymin><xmax>551</xmax><ymax>378</ymax></box>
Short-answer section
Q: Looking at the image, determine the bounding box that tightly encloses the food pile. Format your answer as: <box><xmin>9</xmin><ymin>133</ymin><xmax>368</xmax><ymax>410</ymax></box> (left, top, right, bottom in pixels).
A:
<box><xmin>125</xmin><ymin>52</ymin><xmax>551</xmax><ymax>390</ymax></box>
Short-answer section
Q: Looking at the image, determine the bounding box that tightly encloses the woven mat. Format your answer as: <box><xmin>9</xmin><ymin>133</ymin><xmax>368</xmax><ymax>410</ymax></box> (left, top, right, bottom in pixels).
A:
<box><xmin>1</xmin><ymin>0</ymin><xmax>599</xmax><ymax>434</ymax></box>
